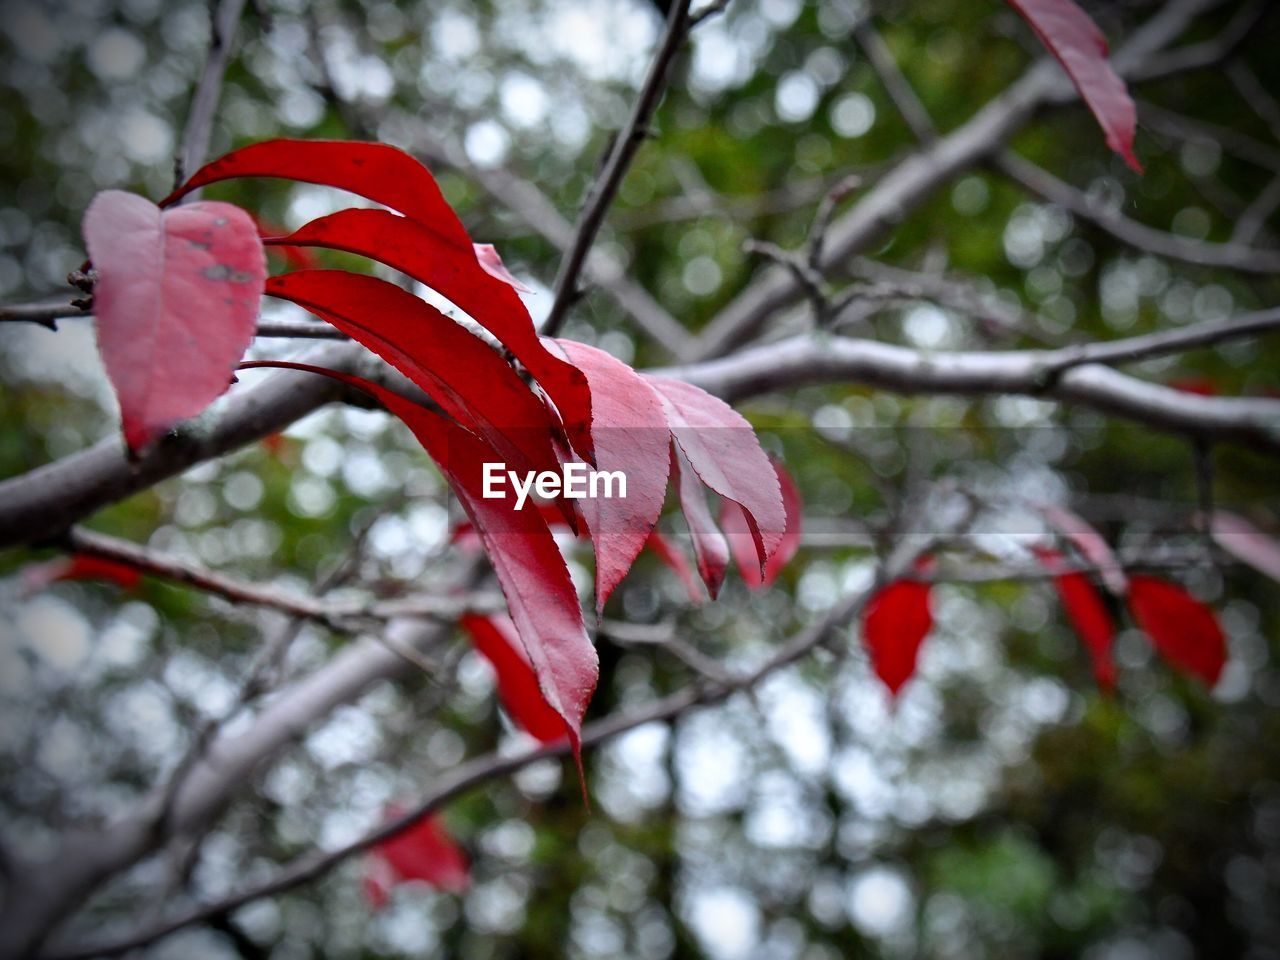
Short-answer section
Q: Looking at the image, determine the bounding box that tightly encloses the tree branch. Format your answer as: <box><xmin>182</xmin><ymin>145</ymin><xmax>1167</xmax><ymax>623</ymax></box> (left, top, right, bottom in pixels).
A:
<box><xmin>994</xmin><ymin>151</ymin><xmax>1280</xmax><ymax>274</ymax></box>
<box><xmin>175</xmin><ymin>0</ymin><xmax>250</xmax><ymax>190</ymax></box>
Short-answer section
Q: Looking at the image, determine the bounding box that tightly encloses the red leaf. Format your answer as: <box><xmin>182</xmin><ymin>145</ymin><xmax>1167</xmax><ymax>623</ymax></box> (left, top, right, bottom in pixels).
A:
<box><xmin>266</xmin><ymin>270</ymin><xmax>563</xmax><ymax>484</ymax></box>
<box><xmin>554</xmin><ymin>341</ymin><xmax>670</xmax><ymax>615</ymax></box>
<box><xmin>366</xmin><ymin>807</ymin><xmax>469</xmax><ymax>905</ymax></box>
<box><xmin>1032</xmin><ymin>546</ymin><xmax>1116</xmax><ymax>691</ymax></box>
<box><xmin>242</xmin><ymin>361</ymin><xmax>598</xmax><ymax>779</ymax></box>
<box><xmin>22</xmin><ymin>554</ymin><xmax>143</xmax><ymax>594</ymax></box>
<box><xmin>1006</xmin><ymin>0</ymin><xmax>1141</xmax><ymax>171</ymax></box>
<box><xmin>267</xmin><ymin>208</ymin><xmax>591</xmax><ymax>444</ymax></box>
<box><xmin>163</xmin><ymin>139</ymin><xmax>473</xmax><ymax>246</ymax></box>
<box><xmin>461</xmin><ymin>613</ymin><xmax>570</xmax><ymax>742</ymax></box>
<box><xmin>722</xmin><ymin>459</ymin><xmax>802</xmax><ymax>590</ymax></box>
<box><xmin>1127</xmin><ymin>575</ymin><xmax>1226</xmax><ymax>687</ymax></box>
<box><xmin>1039</xmin><ymin>502</ymin><xmax>1127</xmax><ymax>595</ymax></box>
<box><xmin>861</xmin><ymin>579</ymin><xmax>934</xmax><ymax>697</ymax></box>
<box><xmin>644</xmin><ymin>375</ymin><xmax>784</xmax><ymax>571</ymax></box>
<box><xmin>670</xmin><ymin>445</ymin><xmax>729</xmax><ymax>600</ymax></box>
<box><xmin>474</xmin><ymin>243</ymin><xmax>533</xmax><ymax>293</ymax></box>
<box><xmin>1210</xmin><ymin>511</ymin><xmax>1280</xmax><ymax>584</ymax></box>
<box><xmin>82</xmin><ymin>190</ymin><xmax>265</xmax><ymax>453</ymax></box>
<box><xmin>644</xmin><ymin>530</ymin><xmax>705</xmax><ymax>604</ymax></box>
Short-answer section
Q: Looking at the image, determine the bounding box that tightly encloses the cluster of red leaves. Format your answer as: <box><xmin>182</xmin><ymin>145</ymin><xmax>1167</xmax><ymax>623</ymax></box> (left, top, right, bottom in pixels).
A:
<box><xmin>859</xmin><ymin>508</ymin><xmax>1236</xmax><ymax>699</ymax></box>
<box><xmin>82</xmin><ymin>140</ymin><xmax>794</xmax><ymax>791</ymax></box>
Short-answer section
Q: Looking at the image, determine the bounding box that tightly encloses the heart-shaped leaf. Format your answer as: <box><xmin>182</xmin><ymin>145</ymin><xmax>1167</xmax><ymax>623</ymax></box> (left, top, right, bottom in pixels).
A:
<box><xmin>83</xmin><ymin>190</ymin><xmax>265</xmax><ymax>453</ymax></box>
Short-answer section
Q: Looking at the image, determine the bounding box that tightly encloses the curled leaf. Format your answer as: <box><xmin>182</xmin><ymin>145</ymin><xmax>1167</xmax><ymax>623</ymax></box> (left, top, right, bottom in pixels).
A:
<box><xmin>671</xmin><ymin>445</ymin><xmax>729</xmax><ymax>600</ymax></box>
<box><xmin>723</xmin><ymin>459</ymin><xmax>802</xmax><ymax>590</ymax></box>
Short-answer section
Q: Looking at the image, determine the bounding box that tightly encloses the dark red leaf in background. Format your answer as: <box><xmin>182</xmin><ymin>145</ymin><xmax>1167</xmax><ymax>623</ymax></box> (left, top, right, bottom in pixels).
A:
<box><xmin>1127</xmin><ymin>574</ymin><xmax>1226</xmax><ymax>687</ymax></box>
<box><xmin>83</xmin><ymin>190</ymin><xmax>265</xmax><ymax>453</ymax></box>
<box><xmin>644</xmin><ymin>530</ymin><xmax>705</xmax><ymax>605</ymax></box>
<box><xmin>723</xmin><ymin>459</ymin><xmax>802</xmax><ymax>590</ymax></box>
<box><xmin>644</xmin><ymin>375</ymin><xmax>784</xmax><ymax>571</ymax></box>
<box><xmin>556</xmin><ymin>340</ymin><xmax>670</xmax><ymax>615</ymax></box>
<box><xmin>1033</xmin><ymin>546</ymin><xmax>1117</xmax><ymax>691</ymax></box>
<box><xmin>461</xmin><ymin>613</ymin><xmax>570</xmax><ymax>743</ymax></box>
<box><xmin>267</xmin><ymin>270</ymin><xmax>563</xmax><ymax>483</ymax></box>
<box><xmin>671</xmin><ymin>446</ymin><xmax>729</xmax><ymax>600</ymax></box>
<box><xmin>365</xmin><ymin>807</ymin><xmax>469</xmax><ymax>907</ymax></box>
<box><xmin>861</xmin><ymin>579</ymin><xmax>934</xmax><ymax>697</ymax></box>
<box><xmin>242</xmin><ymin>362</ymin><xmax>597</xmax><ymax>780</ymax></box>
<box><xmin>270</xmin><ymin>208</ymin><xmax>591</xmax><ymax>443</ymax></box>
<box><xmin>22</xmin><ymin>554</ymin><xmax>143</xmax><ymax>594</ymax></box>
<box><xmin>1006</xmin><ymin>0</ymin><xmax>1141</xmax><ymax>171</ymax></box>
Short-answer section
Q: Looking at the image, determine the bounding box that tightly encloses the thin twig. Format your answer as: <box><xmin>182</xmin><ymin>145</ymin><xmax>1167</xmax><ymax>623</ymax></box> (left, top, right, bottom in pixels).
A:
<box><xmin>853</xmin><ymin>20</ymin><xmax>936</xmax><ymax>144</ymax></box>
<box><xmin>541</xmin><ymin>0</ymin><xmax>698</xmax><ymax>337</ymax></box>
<box><xmin>995</xmin><ymin>151</ymin><xmax>1280</xmax><ymax>274</ymax></box>
<box><xmin>175</xmin><ymin>0</ymin><xmax>250</xmax><ymax>192</ymax></box>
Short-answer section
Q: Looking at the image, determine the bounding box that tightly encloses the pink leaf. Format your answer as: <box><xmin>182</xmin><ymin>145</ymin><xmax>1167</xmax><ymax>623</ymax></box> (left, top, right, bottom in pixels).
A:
<box><xmin>1032</xmin><ymin>546</ymin><xmax>1117</xmax><ymax>691</ymax></box>
<box><xmin>722</xmin><ymin>459</ymin><xmax>802</xmax><ymax>590</ymax></box>
<box><xmin>644</xmin><ymin>530</ymin><xmax>705</xmax><ymax>604</ymax></box>
<box><xmin>1127</xmin><ymin>575</ymin><xmax>1227</xmax><ymax>687</ymax></box>
<box><xmin>1210</xmin><ymin>511</ymin><xmax>1280</xmax><ymax>584</ymax></box>
<box><xmin>474</xmin><ymin>243</ymin><xmax>534</xmax><ymax>293</ymax></box>
<box><xmin>1039</xmin><ymin>502</ymin><xmax>1128</xmax><ymax>595</ymax></box>
<box><xmin>82</xmin><ymin>190</ymin><xmax>265</xmax><ymax>453</ymax></box>
<box><xmin>555</xmin><ymin>340</ymin><xmax>670</xmax><ymax>615</ymax></box>
<box><xmin>671</xmin><ymin>445</ymin><xmax>729</xmax><ymax>600</ymax></box>
<box><xmin>861</xmin><ymin>579</ymin><xmax>934</xmax><ymax>697</ymax></box>
<box><xmin>1006</xmin><ymin>0</ymin><xmax>1141</xmax><ymax>171</ymax></box>
<box><xmin>366</xmin><ymin>807</ymin><xmax>469</xmax><ymax>906</ymax></box>
<box><xmin>644</xmin><ymin>375</ymin><xmax>784</xmax><ymax>571</ymax></box>
<box><xmin>243</xmin><ymin>362</ymin><xmax>598</xmax><ymax>783</ymax></box>
<box><xmin>461</xmin><ymin>613</ymin><xmax>570</xmax><ymax>743</ymax></box>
